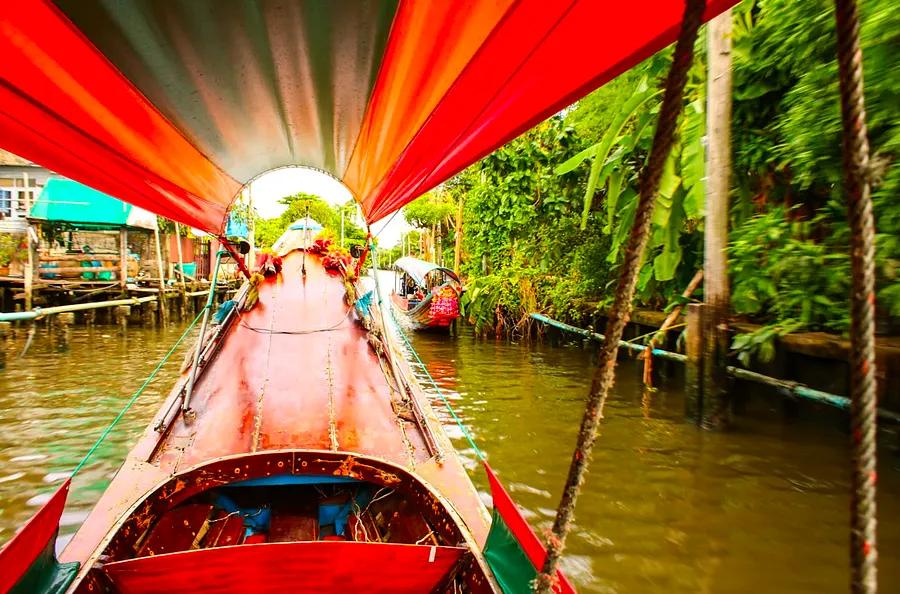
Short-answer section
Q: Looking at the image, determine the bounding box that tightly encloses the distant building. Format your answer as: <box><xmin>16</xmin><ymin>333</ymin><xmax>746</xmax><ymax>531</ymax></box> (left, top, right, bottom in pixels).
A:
<box><xmin>0</xmin><ymin>149</ymin><xmax>53</xmax><ymax>233</ymax></box>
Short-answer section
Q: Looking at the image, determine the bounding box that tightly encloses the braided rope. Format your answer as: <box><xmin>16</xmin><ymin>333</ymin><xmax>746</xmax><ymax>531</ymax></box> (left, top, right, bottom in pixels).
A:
<box><xmin>533</xmin><ymin>2</ymin><xmax>706</xmax><ymax>591</ymax></box>
<box><xmin>834</xmin><ymin>0</ymin><xmax>878</xmax><ymax>591</ymax></box>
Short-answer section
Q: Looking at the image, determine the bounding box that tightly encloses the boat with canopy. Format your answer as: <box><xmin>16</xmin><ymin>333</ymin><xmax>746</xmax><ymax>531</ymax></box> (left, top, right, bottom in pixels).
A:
<box><xmin>3</xmin><ymin>1</ymin><xmax>880</xmax><ymax>593</ymax></box>
<box><xmin>391</xmin><ymin>257</ymin><xmax>461</xmax><ymax>330</ymax></box>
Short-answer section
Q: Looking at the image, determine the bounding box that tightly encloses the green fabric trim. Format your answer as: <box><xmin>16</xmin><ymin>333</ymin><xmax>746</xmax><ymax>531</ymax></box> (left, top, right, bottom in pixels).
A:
<box><xmin>483</xmin><ymin>507</ymin><xmax>538</xmax><ymax>594</ymax></box>
<box><xmin>9</xmin><ymin>536</ymin><xmax>80</xmax><ymax>594</ymax></box>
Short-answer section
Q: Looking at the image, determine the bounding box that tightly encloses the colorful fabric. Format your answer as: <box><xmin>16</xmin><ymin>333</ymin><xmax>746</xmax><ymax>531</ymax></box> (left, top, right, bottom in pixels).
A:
<box><xmin>0</xmin><ymin>479</ymin><xmax>79</xmax><ymax>594</ymax></box>
<box><xmin>0</xmin><ymin>1</ymin><xmax>736</xmax><ymax>232</ymax></box>
<box><xmin>483</xmin><ymin>463</ymin><xmax>575</xmax><ymax>594</ymax></box>
<box><xmin>428</xmin><ymin>286</ymin><xmax>459</xmax><ymax>324</ymax></box>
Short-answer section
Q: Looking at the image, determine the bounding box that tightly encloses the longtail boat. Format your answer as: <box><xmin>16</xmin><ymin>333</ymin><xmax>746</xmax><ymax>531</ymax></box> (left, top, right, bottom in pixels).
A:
<box><xmin>0</xmin><ymin>2</ymin><xmax>740</xmax><ymax>592</ymax></box>
<box><xmin>391</xmin><ymin>257</ymin><xmax>462</xmax><ymax>330</ymax></box>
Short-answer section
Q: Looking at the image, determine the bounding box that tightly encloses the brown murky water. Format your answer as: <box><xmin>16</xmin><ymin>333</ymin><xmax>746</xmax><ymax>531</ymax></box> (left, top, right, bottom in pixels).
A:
<box><xmin>0</xmin><ymin>316</ymin><xmax>897</xmax><ymax>593</ymax></box>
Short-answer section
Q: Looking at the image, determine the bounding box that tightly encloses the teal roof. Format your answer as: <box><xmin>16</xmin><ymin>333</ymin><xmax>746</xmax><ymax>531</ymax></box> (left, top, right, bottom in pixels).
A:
<box><xmin>30</xmin><ymin>179</ymin><xmax>156</xmax><ymax>230</ymax></box>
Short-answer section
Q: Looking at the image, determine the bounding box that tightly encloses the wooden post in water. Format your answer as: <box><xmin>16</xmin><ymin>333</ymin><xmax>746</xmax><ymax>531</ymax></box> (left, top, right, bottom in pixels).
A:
<box><xmin>174</xmin><ymin>224</ymin><xmax>187</xmax><ymax>320</ymax></box>
<box><xmin>703</xmin><ymin>10</ymin><xmax>733</xmax><ymax>429</ymax></box>
<box><xmin>56</xmin><ymin>312</ymin><xmax>74</xmax><ymax>349</ymax></box>
<box><xmin>119</xmin><ymin>227</ymin><xmax>128</xmax><ymax>290</ymax></box>
<box><xmin>24</xmin><ymin>225</ymin><xmax>35</xmax><ymax>311</ymax></box>
<box><xmin>141</xmin><ymin>300</ymin><xmax>157</xmax><ymax>326</ymax></box>
<box><xmin>0</xmin><ymin>321</ymin><xmax>9</xmax><ymax>369</ymax></box>
<box><xmin>115</xmin><ymin>305</ymin><xmax>130</xmax><ymax>334</ymax></box>
<box><xmin>685</xmin><ymin>303</ymin><xmax>705</xmax><ymax>421</ymax></box>
<box><xmin>153</xmin><ymin>225</ymin><xmax>167</xmax><ymax>325</ymax></box>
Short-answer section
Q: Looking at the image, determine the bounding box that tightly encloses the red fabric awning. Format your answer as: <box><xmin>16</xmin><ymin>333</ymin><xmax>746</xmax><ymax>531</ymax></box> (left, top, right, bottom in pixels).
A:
<box><xmin>0</xmin><ymin>0</ymin><xmax>737</xmax><ymax>232</ymax></box>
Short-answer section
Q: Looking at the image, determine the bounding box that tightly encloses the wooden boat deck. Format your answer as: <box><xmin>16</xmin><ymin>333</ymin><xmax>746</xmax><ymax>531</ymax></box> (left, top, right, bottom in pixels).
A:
<box><xmin>62</xmin><ymin>250</ymin><xmax>489</xmax><ymax>568</ymax></box>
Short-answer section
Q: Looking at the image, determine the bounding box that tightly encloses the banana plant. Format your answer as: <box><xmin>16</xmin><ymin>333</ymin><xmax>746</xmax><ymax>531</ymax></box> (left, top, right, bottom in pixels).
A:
<box><xmin>555</xmin><ymin>77</ymin><xmax>661</xmax><ymax>230</ymax></box>
<box><xmin>557</xmin><ymin>78</ymin><xmax>707</xmax><ymax>283</ymax></box>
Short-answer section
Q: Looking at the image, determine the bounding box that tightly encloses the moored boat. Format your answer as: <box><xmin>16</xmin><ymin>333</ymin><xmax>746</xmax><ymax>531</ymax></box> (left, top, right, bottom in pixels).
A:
<box><xmin>391</xmin><ymin>257</ymin><xmax>461</xmax><ymax>330</ymax></box>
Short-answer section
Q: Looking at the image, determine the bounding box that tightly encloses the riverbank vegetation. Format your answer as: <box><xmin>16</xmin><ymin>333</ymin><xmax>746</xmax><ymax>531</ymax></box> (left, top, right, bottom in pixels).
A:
<box><xmin>399</xmin><ymin>0</ymin><xmax>898</xmax><ymax>357</ymax></box>
<box><xmin>254</xmin><ymin>193</ymin><xmax>365</xmax><ymax>250</ymax></box>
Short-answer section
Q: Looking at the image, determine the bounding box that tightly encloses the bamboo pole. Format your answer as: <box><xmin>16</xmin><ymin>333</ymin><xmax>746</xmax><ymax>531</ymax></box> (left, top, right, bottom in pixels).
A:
<box><xmin>530</xmin><ymin>311</ymin><xmax>900</xmax><ymax>424</ymax></box>
<box><xmin>642</xmin><ymin>269</ymin><xmax>703</xmax><ymax>386</ymax></box>
<box><xmin>153</xmin><ymin>225</ymin><xmax>167</xmax><ymax>325</ymax></box>
<box><xmin>0</xmin><ymin>295</ymin><xmax>157</xmax><ymax>322</ymax></box>
<box><xmin>703</xmin><ymin>9</ymin><xmax>733</xmax><ymax>429</ymax></box>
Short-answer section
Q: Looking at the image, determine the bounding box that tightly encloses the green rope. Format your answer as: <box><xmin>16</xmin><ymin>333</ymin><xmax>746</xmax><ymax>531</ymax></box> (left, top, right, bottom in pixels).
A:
<box><xmin>71</xmin><ymin>308</ymin><xmax>206</xmax><ymax>476</ymax></box>
<box><xmin>388</xmin><ymin>307</ymin><xmax>485</xmax><ymax>461</ymax></box>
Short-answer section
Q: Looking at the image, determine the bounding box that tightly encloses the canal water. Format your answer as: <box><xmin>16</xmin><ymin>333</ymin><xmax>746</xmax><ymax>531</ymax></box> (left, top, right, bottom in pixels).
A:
<box><xmin>0</xmin><ymin>317</ymin><xmax>897</xmax><ymax>592</ymax></box>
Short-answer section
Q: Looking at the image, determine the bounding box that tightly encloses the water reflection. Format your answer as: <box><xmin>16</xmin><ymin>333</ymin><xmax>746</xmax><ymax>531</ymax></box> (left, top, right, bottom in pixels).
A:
<box><xmin>402</xmin><ymin>327</ymin><xmax>899</xmax><ymax>593</ymax></box>
<box><xmin>0</xmin><ymin>317</ymin><xmax>897</xmax><ymax>592</ymax></box>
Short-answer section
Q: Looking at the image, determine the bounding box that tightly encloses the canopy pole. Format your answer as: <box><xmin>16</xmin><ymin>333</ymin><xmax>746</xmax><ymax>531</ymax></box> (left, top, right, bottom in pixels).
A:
<box><xmin>534</xmin><ymin>2</ymin><xmax>706</xmax><ymax>591</ymax></box>
<box><xmin>833</xmin><ymin>0</ymin><xmax>877</xmax><ymax>591</ymax></box>
<box><xmin>218</xmin><ymin>238</ymin><xmax>251</xmax><ymax>280</ymax></box>
<box><xmin>182</xmin><ymin>249</ymin><xmax>222</xmax><ymax>416</ymax></box>
<box><xmin>302</xmin><ymin>203</ymin><xmax>310</xmax><ymax>277</ymax></box>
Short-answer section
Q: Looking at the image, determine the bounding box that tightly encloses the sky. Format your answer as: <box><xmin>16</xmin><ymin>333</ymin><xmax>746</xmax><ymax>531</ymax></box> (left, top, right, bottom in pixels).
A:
<box><xmin>248</xmin><ymin>167</ymin><xmax>410</xmax><ymax>247</ymax></box>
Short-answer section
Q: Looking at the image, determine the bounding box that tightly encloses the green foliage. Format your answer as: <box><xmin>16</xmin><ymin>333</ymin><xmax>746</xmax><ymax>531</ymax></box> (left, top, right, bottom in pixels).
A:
<box><xmin>731</xmin><ymin>320</ymin><xmax>804</xmax><ymax>367</ymax></box>
<box><xmin>253</xmin><ymin>193</ymin><xmax>365</xmax><ymax>249</ymax></box>
<box><xmin>448</xmin><ymin>0</ymin><xmax>898</xmax><ymax>339</ymax></box>
<box><xmin>729</xmin><ymin>207</ymin><xmax>851</xmax><ymax>333</ymax></box>
<box><xmin>403</xmin><ymin>191</ymin><xmax>455</xmax><ymax>229</ymax></box>
<box><xmin>0</xmin><ymin>233</ymin><xmax>26</xmax><ymax>267</ymax></box>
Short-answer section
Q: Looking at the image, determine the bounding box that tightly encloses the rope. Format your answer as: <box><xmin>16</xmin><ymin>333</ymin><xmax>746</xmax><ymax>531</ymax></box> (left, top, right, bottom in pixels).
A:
<box><xmin>834</xmin><ymin>0</ymin><xmax>878</xmax><ymax>591</ymax></box>
<box><xmin>388</xmin><ymin>291</ymin><xmax>485</xmax><ymax>461</ymax></box>
<box><xmin>534</xmin><ymin>1</ymin><xmax>706</xmax><ymax>591</ymax></box>
<box><xmin>70</xmin><ymin>309</ymin><xmax>205</xmax><ymax>476</ymax></box>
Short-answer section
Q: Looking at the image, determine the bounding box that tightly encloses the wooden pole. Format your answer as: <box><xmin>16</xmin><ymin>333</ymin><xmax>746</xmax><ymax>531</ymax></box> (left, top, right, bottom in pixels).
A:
<box><xmin>23</xmin><ymin>176</ymin><xmax>35</xmax><ymax>311</ymax></box>
<box><xmin>24</xmin><ymin>226</ymin><xmax>34</xmax><ymax>312</ymax></box>
<box><xmin>703</xmin><ymin>10</ymin><xmax>733</xmax><ymax>429</ymax></box>
<box><xmin>174</xmin><ymin>223</ymin><xmax>186</xmax><ymax>290</ymax></box>
<box><xmin>119</xmin><ymin>227</ymin><xmax>128</xmax><ymax>290</ymax></box>
<box><xmin>454</xmin><ymin>197</ymin><xmax>464</xmax><ymax>275</ymax></box>
<box><xmin>685</xmin><ymin>303</ymin><xmax>705</xmax><ymax>421</ymax></box>
<box><xmin>153</xmin><ymin>224</ymin><xmax>167</xmax><ymax>325</ymax></box>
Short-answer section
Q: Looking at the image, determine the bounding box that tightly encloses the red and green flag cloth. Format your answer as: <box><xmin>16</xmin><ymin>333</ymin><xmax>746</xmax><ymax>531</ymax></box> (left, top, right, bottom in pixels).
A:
<box><xmin>0</xmin><ymin>480</ymin><xmax>79</xmax><ymax>594</ymax></box>
<box><xmin>484</xmin><ymin>463</ymin><xmax>576</xmax><ymax>593</ymax></box>
<box><xmin>0</xmin><ymin>0</ymin><xmax>735</xmax><ymax>233</ymax></box>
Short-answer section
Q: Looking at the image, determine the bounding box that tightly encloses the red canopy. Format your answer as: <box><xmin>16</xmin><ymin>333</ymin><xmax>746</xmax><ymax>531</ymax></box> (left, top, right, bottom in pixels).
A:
<box><xmin>0</xmin><ymin>0</ymin><xmax>736</xmax><ymax>232</ymax></box>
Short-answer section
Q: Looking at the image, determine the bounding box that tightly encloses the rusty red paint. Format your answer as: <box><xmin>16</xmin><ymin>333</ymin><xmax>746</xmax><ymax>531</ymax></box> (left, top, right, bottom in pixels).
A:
<box><xmin>61</xmin><ymin>252</ymin><xmax>494</xmax><ymax>591</ymax></box>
